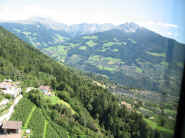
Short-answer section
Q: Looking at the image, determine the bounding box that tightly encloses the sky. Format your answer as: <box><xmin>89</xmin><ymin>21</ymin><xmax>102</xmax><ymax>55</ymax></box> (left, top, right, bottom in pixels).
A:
<box><xmin>0</xmin><ymin>0</ymin><xmax>185</xmax><ymax>43</ymax></box>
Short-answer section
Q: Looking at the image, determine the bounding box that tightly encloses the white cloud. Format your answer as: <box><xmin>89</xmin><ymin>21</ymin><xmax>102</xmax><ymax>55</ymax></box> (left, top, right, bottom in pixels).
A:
<box><xmin>136</xmin><ymin>21</ymin><xmax>178</xmax><ymax>29</ymax></box>
<box><xmin>131</xmin><ymin>20</ymin><xmax>179</xmax><ymax>40</ymax></box>
<box><xmin>0</xmin><ymin>4</ymin><xmax>108</xmax><ymax>24</ymax></box>
<box><xmin>167</xmin><ymin>32</ymin><xmax>173</xmax><ymax>36</ymax></box>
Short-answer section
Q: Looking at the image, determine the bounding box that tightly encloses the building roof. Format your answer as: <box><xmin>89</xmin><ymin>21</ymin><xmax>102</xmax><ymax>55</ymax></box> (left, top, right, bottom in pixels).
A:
<box><xmin>39</xmin><ymin>85</ymin><xmax>51</xmax><ymax>92</ymax></box>
<box><xmin>2</xmin><ymin>121</ymin><xmax>22</xmax><ymax>130</ymax></box>
<box><xmin>0</xmin><ymin>82</ymin><xmax>15</xmax><ymax>89</ymax></box>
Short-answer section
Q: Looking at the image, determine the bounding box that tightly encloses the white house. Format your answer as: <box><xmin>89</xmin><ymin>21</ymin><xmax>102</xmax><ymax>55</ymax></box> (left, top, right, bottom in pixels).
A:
<box><xmin>0</xmin><ymin>81</ymin><xmax>21</xmax><ymax>98</ymax></box>
<box><xmin>39</xmin><ymin>85</ymin><xmax>52</xmax><ymax>96</ymax></box>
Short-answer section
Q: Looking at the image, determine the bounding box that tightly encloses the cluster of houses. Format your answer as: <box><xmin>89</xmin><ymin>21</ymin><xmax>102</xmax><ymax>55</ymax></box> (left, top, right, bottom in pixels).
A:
<box><xmin>0</xmin><ymin>79</ymin><xmax>53</xmax><ymax>137</ymax></box>
<box><xmin>0</xmin><ymin>79</ymin><xmax>53</xmax><ymax>97</ymax></box>
<box><xmin>0</xmin><ymin>80</ymin><xmax>21</xmax><ymax>98</ymax></box>
<box><xmin>0</xmin><ymin>81</ymin><xmax>51</xmax><ymax>137</ymax></box>
<box><xmin>0</xmin><ymin>80</ymin><xmax>22</xmax><ymax>137</ymax></box>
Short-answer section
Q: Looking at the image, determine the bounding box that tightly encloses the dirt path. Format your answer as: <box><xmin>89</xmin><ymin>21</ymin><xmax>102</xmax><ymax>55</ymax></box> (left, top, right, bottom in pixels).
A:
<box><xmin>0</xmin><ymin>95</ymin><xmax>23</xmax><ymax>122</ymax></box>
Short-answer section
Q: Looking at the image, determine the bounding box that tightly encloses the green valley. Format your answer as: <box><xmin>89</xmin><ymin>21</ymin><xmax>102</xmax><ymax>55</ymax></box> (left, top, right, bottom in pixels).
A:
<box><xmin>1</xmin><ymin>22</ymin><xmax>184</xmax><ymax>97</ymax></box>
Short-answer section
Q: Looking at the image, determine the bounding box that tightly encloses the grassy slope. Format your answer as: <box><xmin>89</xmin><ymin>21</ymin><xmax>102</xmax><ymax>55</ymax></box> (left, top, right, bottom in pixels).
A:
<box><xmin>144</xmin><ymin>118</ymin><xmax>173</xmax><ymax>134</ymax></box>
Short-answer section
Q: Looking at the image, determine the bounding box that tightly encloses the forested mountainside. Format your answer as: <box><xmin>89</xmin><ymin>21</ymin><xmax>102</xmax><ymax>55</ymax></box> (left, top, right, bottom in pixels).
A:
<box><xmin>0</xmin><ymin>22</ymin><xmax>70</xmax><ymax>49</ymax></box>
<box><xmin>0</xmin><ymin>27</ymin><xmax>173</xmax><ymax>137</ymax></box>
<box><xmin>0</xmin><ymin>20</ymin><xmax>184</xmax><ymax>96</ymax></box>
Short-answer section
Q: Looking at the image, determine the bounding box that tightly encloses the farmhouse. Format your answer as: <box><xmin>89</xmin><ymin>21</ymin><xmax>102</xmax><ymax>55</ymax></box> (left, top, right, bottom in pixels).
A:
<box><xmin>0</xmin><ymin>121</ymin><xmax>22</xmax><ymax>138</ymax></box>
<box><xmin>0</xmin><ymin>80</ymin><xmax>21</xmax><ymax>98</ymax></box>
<box><xmin>39</xmin><ymin>85</ymin><xmax>52</xmax><ymax>96</ymax></box>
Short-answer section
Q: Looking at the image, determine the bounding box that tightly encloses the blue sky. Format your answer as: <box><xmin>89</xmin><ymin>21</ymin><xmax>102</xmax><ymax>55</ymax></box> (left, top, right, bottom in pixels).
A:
<box><xmin>0</xmin><ymin>0</ymin><xmax>184</xmax><ymax>43</ymax></box>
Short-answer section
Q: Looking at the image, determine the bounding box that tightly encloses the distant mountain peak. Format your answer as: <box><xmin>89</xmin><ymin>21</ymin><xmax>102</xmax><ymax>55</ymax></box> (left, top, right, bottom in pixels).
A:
<box><xmin>0</xmin><ymin>17</ymin><xmax>145</xmax><ymax>35</ymax></box>
<box><xmin>118</xmin><ymin>22</ymin><xmax>141</xmax><ymax>32</ymax></box>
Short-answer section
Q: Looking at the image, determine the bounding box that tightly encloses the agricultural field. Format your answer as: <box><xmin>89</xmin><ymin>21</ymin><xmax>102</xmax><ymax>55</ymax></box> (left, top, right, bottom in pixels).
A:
<box><xmin>97</xmin><ymin>65</ymin><xmax>117</xmax><ymax>72</ymax></box>
<box><xmin>146</xmin><ymin>51</ymin><xmax>166</xmax><ymax>57</ymax></box>
<box><xmin>103</xmin><ymin>41</ymin><xmax>122</xmax><ymax>47</ymax></box>
<box><xmin>10</xmin><ymin>98</ymin><xmax>35</xmax><ymax>125</ymax></box>
<box><xmin>28</xmin><ymin>108</ymin><xmax>45</xmax><ymax>138</ymax></box>
<box><xmin>44</xmin><ymin>45</ymin><xmax>69</xmax><ymax>60</ymax></box>
<box><xmin>69</xmin><ymin>43</ymin><xmax>80</xmax><ymax>47</ymax></box>
<box><xmin>54</xmin><ymin>34</ymin><xmax>66</xmax><ymax>42</ymax></box>
<box><xmin>136</xmin><ymin>67</ymin><xmax>143</xmax><ymax>73</ymax></box>
<box><xmin>79</xmin><ymin>46</ymin><xmax>87</xmax><ymax>50</ymax></box>
<box><xmin>128</xmin><ymin>38</ymin><xmax>137</xmax><ymax>44</ymax></box>
<box><xmin>86</xmin><ymin>40</ymin><xmax>96</xmax><ymax>47</ymax></box>
<box><xmin>43</xmin><ymin>95</ymin><xmax>60</xmax><ymax>105</ymax></box>
<box><xmin>113</xmin><ymin>49</ymin><xmax>119</xmax><ymax>52</ymax></box>
<box><xmin>10</xmin><ymin>97</ymin><xmax>64</xmax><ymax>138</ymax></box>
<box><xmin>82</xmin><ymin>35</ymin><xmax>98</xmax><ymax>40</ymax></box>
<box><xmin>45</xmin><ymin>123</ymin><xmax>59</xmax><ymax>138</ymax></box>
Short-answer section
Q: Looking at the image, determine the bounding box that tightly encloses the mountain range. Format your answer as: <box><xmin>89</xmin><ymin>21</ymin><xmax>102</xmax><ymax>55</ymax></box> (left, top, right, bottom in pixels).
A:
<box><xmin>0</xmin><ymin>17</ymin><xmax>184</xmax><ymax>96</ymax></box>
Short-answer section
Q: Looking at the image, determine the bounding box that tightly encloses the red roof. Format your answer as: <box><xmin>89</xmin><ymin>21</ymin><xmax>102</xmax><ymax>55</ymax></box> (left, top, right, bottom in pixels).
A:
<box><xmin>39</xmin><ymin>85</ymin><xmax>51</xmax><ymax>91</ymax></box>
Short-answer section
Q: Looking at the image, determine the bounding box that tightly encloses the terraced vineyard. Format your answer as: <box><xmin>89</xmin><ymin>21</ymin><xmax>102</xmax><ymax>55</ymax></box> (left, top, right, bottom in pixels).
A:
<box><xmin>10</xmin><ymin>98</ymin><xmax>66</xmax><ymax>138</ymax></box>
<box><xmin>28</xmin><ymin>108</ymin><xmax>45</xmax><ymax>138</ymax></box>
<box><xmin>10</xmin><ymin>98</ymin><xmax>35</xmax><ymax>124</ymax></box>
<box><xmin>45</xmin><ymin>123</ymin><xmax>59</xmax><ymax>138</ymax></box>
<box><xmin>10</xmin><ymin>95</ymin><xmax>102</xmax><ymax>138</ymax></box>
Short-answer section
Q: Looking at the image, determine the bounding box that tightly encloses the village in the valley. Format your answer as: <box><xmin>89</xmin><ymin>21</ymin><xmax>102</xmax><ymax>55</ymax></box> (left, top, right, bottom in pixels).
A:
<box><xmin>0</xmin><ymin>79</ymin><xmax>53</xmax><ymax>138</ymax></box>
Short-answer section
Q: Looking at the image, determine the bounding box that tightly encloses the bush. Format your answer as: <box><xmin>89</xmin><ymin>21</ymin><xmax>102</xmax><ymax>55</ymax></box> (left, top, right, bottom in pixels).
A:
<box><xmin>57</xmin><ymin>90</ymin><xmax>70</xmax><ymax>102</ymax></box>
